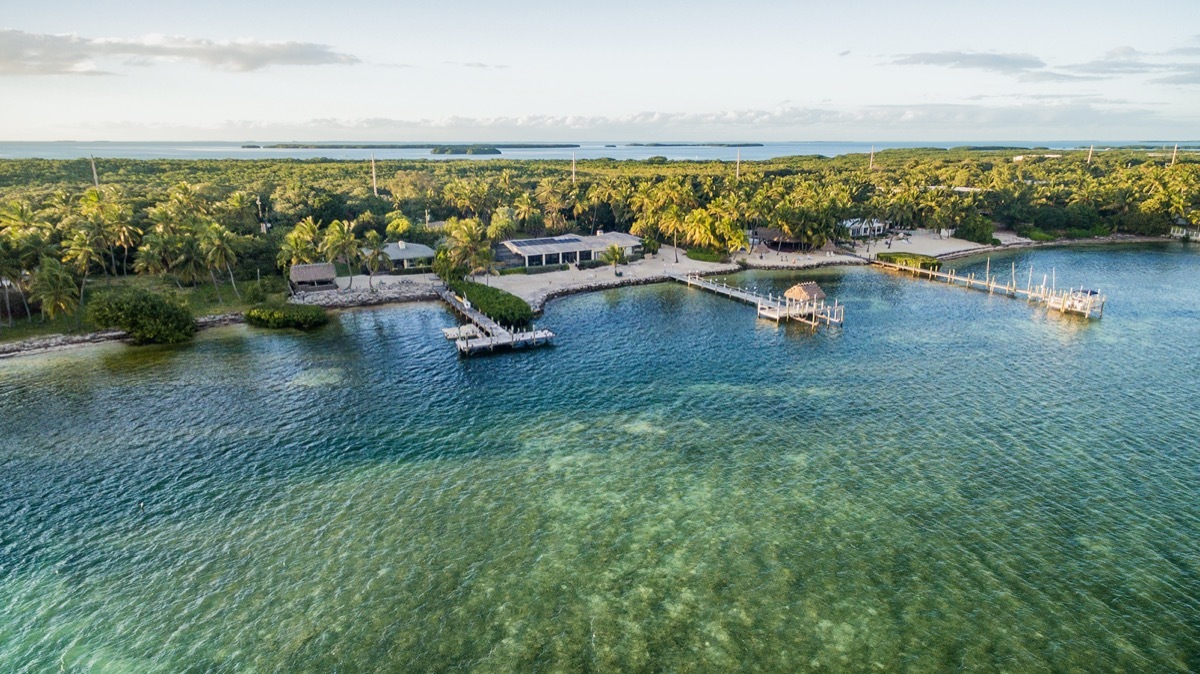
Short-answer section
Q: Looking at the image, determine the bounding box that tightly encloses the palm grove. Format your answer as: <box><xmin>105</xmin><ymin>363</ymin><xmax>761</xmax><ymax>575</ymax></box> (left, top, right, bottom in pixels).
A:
<box><xmin>0</xmin><ymin>148</ymin><xmax>1196</xmax><ymax>331</ymax></box>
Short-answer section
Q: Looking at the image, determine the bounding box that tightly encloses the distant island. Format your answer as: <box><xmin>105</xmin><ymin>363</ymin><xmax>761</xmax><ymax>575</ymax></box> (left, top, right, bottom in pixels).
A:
<box><xmin>430</xmin><ymin>145</ymin><xmax>500</xmax><ymax>155</ymax></box>
<box><xmin>253</xmin><ymin>143</ymin><xmax>580</xmax><ymax>151</ymax></box>
<box><xmin>627</xmin><ymin>143</ymin><xmax>764</xmax><ymax>147</ymax></box>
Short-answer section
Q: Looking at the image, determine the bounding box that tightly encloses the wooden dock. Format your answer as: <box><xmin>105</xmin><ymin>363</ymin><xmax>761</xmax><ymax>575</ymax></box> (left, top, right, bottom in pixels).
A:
<box><xmin>436</xmin><ymin>287</ymin><xmax>555</xmax><ymax>356</ymax></box>
<box><xmin>668</xmin><ymin>273</ymin><xmax>844</xmax><ymax>327</ymax></box>
<box><xmin>871</xmin><ymin>258</ymin><xmax>1106</xmax><ymax>318</ymax></box>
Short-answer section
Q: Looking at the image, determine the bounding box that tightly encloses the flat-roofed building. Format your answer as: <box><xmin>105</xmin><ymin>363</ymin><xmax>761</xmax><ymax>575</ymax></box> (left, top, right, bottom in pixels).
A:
<box><xmin>502</xmin><ymin>231</ymin><xmax>642</xmax><ymax>267</ymax></box>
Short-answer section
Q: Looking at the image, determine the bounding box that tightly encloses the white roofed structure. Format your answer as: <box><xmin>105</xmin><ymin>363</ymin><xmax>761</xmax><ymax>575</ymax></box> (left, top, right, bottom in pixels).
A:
<box><xmin>502</xmin><ymin>231</ymin><xmax>643</xmax><ymax>267</ymax></box>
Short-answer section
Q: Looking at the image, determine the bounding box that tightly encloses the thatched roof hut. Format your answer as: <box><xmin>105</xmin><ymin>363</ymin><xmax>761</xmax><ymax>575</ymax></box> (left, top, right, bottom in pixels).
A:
<box><xmin>289</xmin><ymin>262</ymin><xmax>337</xmax><ymax>291</ymax></box>
<box><xmin>784</xmin><ymin>282</ymin><xmax>826</xmax><ymax>303</ymax></box>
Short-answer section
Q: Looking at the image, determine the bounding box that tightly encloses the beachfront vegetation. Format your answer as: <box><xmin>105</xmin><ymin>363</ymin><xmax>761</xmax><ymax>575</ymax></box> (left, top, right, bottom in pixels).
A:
<box><xmin>685</xmin><ymin>248</ymin><xmax>727</xmax><ymax>263</ymax></box>
<box><xmin>447</xmin><ymin>280</ymin><xmax>534</xmax><ymax>326</ymax></box>
<box><xmin>875</xmin><ymin>251</ymin><xmax>943</xmax><ymax>271</ymax></box>
<box><xmin>0</xmin><ymin>148</ymin><xmax>1196</xmax><ymax>339</ymax></box>
<box><xmin>244</xmin><ymin>303</ymin><xmax>329</xmax><ymax>330</ymax></box>
<box><xmin>598</xmin><ymin>244</ymin><xmax>628</xmax><ymax>273</ymax></box>
<box><xmin>88</xmin><ymin>288</ymin><xmax>196</xmax><ymax>344</ymax></box>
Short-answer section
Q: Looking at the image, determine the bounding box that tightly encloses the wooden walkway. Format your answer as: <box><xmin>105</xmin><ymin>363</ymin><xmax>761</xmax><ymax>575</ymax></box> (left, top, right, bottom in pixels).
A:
<box><xmin>436</xmin><ymin>287</ymin><xmax>556</xmax><ymax>356</ymax></box>
<box><xmin>872</xmin><ymin>259</ymin><xmax>1106</xmax><ymax>318</ymax></box>
<box><xmin>668</xmin><ymin>273</ymin><xmax>844</xmax><ymax>327</ymax></box>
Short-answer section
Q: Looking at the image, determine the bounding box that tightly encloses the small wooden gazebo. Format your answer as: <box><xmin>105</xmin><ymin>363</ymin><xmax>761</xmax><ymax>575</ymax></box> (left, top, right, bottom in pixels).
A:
<box><xmin>784</xmin><ymin>282</ymin><xmax>826</xmax><ymax>303</ymax></box>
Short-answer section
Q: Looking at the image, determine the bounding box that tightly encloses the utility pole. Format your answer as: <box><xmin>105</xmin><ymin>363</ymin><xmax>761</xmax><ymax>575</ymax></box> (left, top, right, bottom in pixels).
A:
<box><xmin>1087</xmin><ymin>144</ymin><xmax>1094</xmax><ymax>165</ymax></box>
<box><xmin>371</xmin><ymin>154</ymin><xmax>379</xmax><ymax>196</ymax></box>
<box><xmin>869</xmin><ymin>145</ymin><xmax>875</xmax><ymax>171</ymax></box>
<box><xmin>1171</xmin><ymin>143</ymin><xmax>1179</xmax><ymax>167</ymax></box>
<box><xmin>736</xmin><ymin>149</ymin><xmax>741</xmax><ymax>180</ymax></box>
<box><xmin>89</xmin><ymin>156</ymin><xmax>99</xmax><ymax>188</ymax></box>
<box><xmin>571</xmin><ymin>152</ymin><xmax>577</xmax><ymax>185</ymax></box>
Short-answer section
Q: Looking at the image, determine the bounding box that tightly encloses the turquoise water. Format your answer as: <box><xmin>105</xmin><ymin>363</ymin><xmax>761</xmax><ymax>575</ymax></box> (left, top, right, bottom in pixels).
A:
<box><xmin>1</xmin><ymin>244</ymin><xmax>1198</xmax><ymax>672</ymax></box>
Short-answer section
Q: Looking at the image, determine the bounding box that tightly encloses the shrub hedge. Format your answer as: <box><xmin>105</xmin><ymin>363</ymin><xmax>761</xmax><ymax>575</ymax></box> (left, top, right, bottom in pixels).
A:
<box><xmin>245</xmin><ymin>303</ymin><xmax>330</xmax><ymax>330</ymax></box>
<box><xmin>528</xmin><ymin>264</ymin><xmax>569</xmax><ymax>274</ymax></box>
<box><xmin>87</xmin><ymin>289</ymin><xmax>197</xmax><ymax>345</ymax></box>
<box><xmin>685</xmin><ymin>248</ymin><xmax>727</xmax><ymax>263</ymax></box>
<box><xmin>448</xmin><ymin>280</ymin><xmax>534</xmax><ymax>326</ymax></box>
<box><xmin>577</xmin><ymin>259</ymin><xmax>607</xmax><ymax>270</ymax></box>
<box><xmin>876</xmin><ymin>251</ymin><xmax>942</xmax><ymax>271</ymax></box>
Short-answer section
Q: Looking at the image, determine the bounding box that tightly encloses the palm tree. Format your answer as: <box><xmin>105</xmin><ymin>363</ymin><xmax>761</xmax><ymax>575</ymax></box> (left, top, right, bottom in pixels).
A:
<box><xmin>487</xmin><ymin>207</ymin><xmax>517</xmax><ymax>243</ymax></box>
<box><xmin>0</xmin><ymin>200</ymin><xmax>52</xmax><ymax>241</ymax></box>
<box><xmin>445</xmin><ymin>217</ymin><xmax>491</xmax><ymax>282</ymax></box>
<box><xmin>319</xmin><ymin>219</ymin><xmax>360</xmax><ymax>289</ymax></box>
<box><xmin>201</xmin><ymin>224</ymin><xmax>243</xmax><ymax>300</ymax></box>
<box><xmin>598</xmin><ymin>244</ymin><xmax>626</xmax><ymax>274</ymax></box>
<box><xmin>62</xmin><ymin>225</ymin><xmax>106</xmax><ymax>311</ymax></box>
<box><xmin>29</xmin><ymin>256</ymin><xmax>78</xmax><ymax>321</ymax></box>
<box><xmin>277</xmin><ymin>216</ymin><xmax>321</xmax><ymax>269</ymax></box>
<box><xmin>0</xmin><ymin>239</ymin><xmax>19</xmax><ymax>325</ymax></box>
<box><xmin>683</xmin><ymin>209</ymin><xmax>718</xmax><ymax>250</ymax></box>
<box><xmin>134</xmin><ymin>230</ymin><xmax>175</xmax><ymax>282</ymax></box>
<box><xmin>361</xmin><ymin>231</ymin><xmax>391</xmax><ymax>288</ymax></box>
<box><xmin>171</xmin><ymin>232</ymin><xmax>209</xmax><ymax>288</ymax></box>
<box><xmin>512</xmin><ymin>191</ymin><xmax>539</xmax><ymax>231</ymax></box>
<box><xmin>657</xmin><ymin>205</ymin><xmax>687</xmax><ymax>263</ymax></box>
<box><xmin>108</xmin><ymin>214</ymin><xmax>141</xmax><ymax>276</ymax></box>
<box><xmin>601</xmin><ymin>177</ymin><xmax>634</xmax><ymax>229</ymax></box>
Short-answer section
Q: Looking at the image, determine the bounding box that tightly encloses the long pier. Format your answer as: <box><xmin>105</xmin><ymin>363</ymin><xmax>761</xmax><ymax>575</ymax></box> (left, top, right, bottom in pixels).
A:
<box><xmin>668</xmin><ymin>273</ymin><xmax>844</xmax><ymax>327</ymax></box>
<box><xmin>872</xmin><ymin>259</ymin><xmax>1106</xmax><ymax>318</ymax></box>
<box><xmin>436</xmin><ymin>287</ymin><xmax>555</xmax><ymax>356</ymax></box>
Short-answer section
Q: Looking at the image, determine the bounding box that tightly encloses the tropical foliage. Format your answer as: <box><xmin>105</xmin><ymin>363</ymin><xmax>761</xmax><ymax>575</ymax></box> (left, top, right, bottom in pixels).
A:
<box><xmin>1</xmin><ymin>147</ymin><xmax>1196</xmax><ymax>337</ymax></box>
<box><xmin>447</xmin><ymin>280</ymin><xmax>534</xmax><ymax>326</ymax></box>
<box><xmin>244</xmin><ymin>303</ymin><xmax>330</xmax><ymax>330</ymax></box>
<box><xmin>87</xmin><ymin>288</ymin><xmax>196</xmax><ymax>344</ymax></box>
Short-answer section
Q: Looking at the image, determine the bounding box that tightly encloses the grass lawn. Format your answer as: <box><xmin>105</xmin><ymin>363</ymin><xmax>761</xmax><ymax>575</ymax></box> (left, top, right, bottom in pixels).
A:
<box><xmin>0</xmin><ymin>274</ymin><xmax>289</xmax><ymax>344</ymax></box>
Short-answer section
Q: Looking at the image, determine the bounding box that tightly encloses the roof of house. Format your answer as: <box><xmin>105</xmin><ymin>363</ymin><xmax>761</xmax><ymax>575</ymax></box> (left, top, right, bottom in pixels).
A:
<box><xmin>502</xmin><ymin>232</ymin><xmax>642</xmax><ymax>257</ymax></box>
<box><xmin>381</xmin><ymin>241</ymin><xmax>435</xmax><ymax>260</ymax></box>
<box><xmin>842</xmin><ymin>218</ymin><xmax>886</xmax><ymax>229</ymax></box>
<box><xmin>784</xmin><ymin>282</ymin><xmax>827</xmax><ymax>302</ymax></box>
<box><xmin>592</xmin><ymin>231</ymin><xmax>643</xmax><ymax>248</ymax></box>
<box><xmin>289</xmin><ymin>262</ymin><xmax>336</xmax><ymax>283</ymax></box>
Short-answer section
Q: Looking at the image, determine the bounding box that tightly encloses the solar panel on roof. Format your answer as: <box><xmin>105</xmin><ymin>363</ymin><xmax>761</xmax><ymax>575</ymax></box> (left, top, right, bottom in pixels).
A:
<box><xmin>509</xmin><ymin>236</ymin><xmax>582</xmax><ymax>248</ymax></box>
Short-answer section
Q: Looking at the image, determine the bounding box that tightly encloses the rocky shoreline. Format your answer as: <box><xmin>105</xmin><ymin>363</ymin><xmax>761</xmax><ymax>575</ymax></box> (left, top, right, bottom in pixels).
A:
<box><xmin>0</xmin><ymin>312</ymin><xmax>251</xmax><ymax>360</ymax></box>
<box><xmin>290</xmin><ymin>281</ymin><xmax>439</xmax><ymax>308</ymax></box>
<box><xmin>527</xmin><ymin>264</ymin><xmax>740</xmax><ymax>312</ymax></box>
<box><xmin>737</xmin><ymin>256</ymin><xmax>869</xmax><ymax>272</ymax></box>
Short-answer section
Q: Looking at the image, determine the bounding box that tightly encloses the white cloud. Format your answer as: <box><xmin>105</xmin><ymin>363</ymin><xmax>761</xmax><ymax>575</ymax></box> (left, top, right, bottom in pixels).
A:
<box><xmin>75</xmin><ymin>102</ymin><xmax>1157</xmax><ymax>142</ymax></box>
<box><xmin>891</xmin><ymin>51</ymin><xmax>1045</xmax><ymax>74</ymax></box>
<box><xmin>443</xmin><ymin>61</ymin><xmax>509</xmax><ymax>69</ymax></box>
<box><xmin>0</xmin><ymin>29</ymin><xmax>359</xmax><ymax>75</ymax></box>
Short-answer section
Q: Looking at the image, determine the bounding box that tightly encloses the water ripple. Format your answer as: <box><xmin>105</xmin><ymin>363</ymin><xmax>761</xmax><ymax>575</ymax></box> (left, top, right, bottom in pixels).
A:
<box><xmin>0</xmin><ymin>245</ymin><xmax>1198</xmax><ymax>671</ymax></box>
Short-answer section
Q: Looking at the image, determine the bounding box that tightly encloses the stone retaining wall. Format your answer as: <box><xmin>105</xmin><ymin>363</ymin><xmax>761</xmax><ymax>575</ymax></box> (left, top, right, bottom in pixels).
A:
<box><xmin>290</xmin><ymin>282</ymin><xmax>439</xmax><ymax>308</ymax></box>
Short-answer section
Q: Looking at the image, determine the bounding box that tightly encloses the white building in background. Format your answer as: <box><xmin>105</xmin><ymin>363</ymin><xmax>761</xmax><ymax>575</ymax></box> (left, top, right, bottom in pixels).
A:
<box><xmin>379</xmin><ymin>241</ymin><xmax>435</xmax><ymax>269</ymax></box>
<box><xmin>841</xmin><ymin>218</ymin><xmax>887</xmax><ymax>239</ymax></box>
<box><xmin>502</xmin><ymin>231</ymin><xmax>643</xmax><ymax>267</ymax></box>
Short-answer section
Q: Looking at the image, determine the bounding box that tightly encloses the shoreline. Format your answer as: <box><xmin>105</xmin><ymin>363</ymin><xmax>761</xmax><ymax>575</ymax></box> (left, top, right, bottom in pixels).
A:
<box><xmin>0</xmin><ymin>235</ymin><xmax>1184</xmax><ymax>361</ymax></box>
<box><xmin>933</xmin><ymin>234</ymin><xmax>1171</xmax><ymax>261</ymax></box>
<box><xmin>0</xmin><ymin>313</ymin><xmax>247</xmax><ymax>361</ymax></box>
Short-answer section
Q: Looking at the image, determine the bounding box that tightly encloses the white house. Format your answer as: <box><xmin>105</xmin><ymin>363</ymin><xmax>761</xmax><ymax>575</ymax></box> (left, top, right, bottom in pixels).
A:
<box><xmin>379</xmin><ymin>241</ymin><xmax>435</xmax><ymax>269</ymax></box>
<box><xmin>502</xmin><ymin>231</ymin><xmax>643</xmax><ymax>267</ymax></box>
<box><xmin>842</xmin><ymin>218</ymin><xmax>887</xmax><ymax>239</ymax></box>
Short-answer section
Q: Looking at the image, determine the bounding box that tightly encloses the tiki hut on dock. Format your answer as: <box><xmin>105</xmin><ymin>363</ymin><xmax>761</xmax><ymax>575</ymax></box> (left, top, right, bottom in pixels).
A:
<box><xmin>784</xmin><ymin>282</ymin><xmax>826</xmax><ymax>303</ymax></box>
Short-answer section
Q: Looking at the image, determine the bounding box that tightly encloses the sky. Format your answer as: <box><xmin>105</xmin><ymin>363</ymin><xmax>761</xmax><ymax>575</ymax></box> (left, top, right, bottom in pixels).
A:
<box><xmin>2</xmin><ymin>0</ymin><xmax>1199</xmax><ymax>142</ymax></box>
